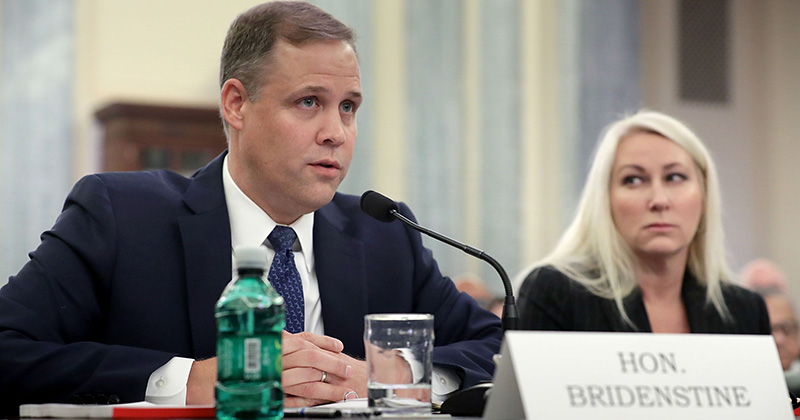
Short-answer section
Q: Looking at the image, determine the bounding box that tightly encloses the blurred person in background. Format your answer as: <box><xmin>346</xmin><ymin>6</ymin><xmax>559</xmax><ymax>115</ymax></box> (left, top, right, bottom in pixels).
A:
<box><xmin>740</xmin><ymin>259</ymin><xmax>800</xmax><ymax>393</ymax></box>
<box><xmin>454</xmin><ymin>273</ymin><xmax>503</xmax><ymax>318</ymax></box>
<box><xmin>740</xmin><ymin>258</ymin><xmax>790</xmax><ymax>293</ymax></box>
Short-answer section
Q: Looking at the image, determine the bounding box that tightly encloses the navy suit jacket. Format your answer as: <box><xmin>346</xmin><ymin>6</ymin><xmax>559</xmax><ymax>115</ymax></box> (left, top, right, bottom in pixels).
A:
<box><xmin>0</xmin><ymin>153</ymin><xmax>502</xmax><ymax>413</ymax></box>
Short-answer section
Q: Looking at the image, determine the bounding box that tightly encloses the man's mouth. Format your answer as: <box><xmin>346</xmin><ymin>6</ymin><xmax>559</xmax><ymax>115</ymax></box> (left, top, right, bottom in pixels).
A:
<box><xmin>312</xmin><ymin>159</ymin><xmax>340</xmax><ymax>169</ymax></box>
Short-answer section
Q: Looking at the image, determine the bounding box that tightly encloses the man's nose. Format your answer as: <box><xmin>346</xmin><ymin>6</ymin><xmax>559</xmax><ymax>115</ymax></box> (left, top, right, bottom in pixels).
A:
<box><xmin>318</xmin><ymin>109</ymin><xmax>347</xmax><ymax>146</ymax></box>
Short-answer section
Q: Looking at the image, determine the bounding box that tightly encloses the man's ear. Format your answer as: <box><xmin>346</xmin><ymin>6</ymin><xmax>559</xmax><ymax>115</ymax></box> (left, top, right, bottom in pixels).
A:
<box><xmin>220</xmin><ymin>79</ymin><xmax>248</xmax><ymax>132</ymax></box>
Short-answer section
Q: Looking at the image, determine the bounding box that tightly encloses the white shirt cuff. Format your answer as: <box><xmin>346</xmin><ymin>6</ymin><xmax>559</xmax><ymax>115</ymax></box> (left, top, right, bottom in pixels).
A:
<box><xmin>431</xmin><ymin>367</ymin><xmax>461</xmax><ymax>404</ymax></box>
<box><xmin>396</xmin><ymin>349</ymin><xmax>460</xmax><ymax>403</ymax></box>
<box><xmin>145</xmin><ymin>357</ymin><xmax>194</xmax><ymax>405</ymax></box>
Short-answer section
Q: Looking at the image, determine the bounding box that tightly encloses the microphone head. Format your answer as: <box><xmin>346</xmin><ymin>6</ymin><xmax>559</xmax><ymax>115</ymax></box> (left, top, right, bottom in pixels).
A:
<box><xmin>360</xmin><ymin>190</ymin><xmax>399</xmax><ymax>223</ymax></box>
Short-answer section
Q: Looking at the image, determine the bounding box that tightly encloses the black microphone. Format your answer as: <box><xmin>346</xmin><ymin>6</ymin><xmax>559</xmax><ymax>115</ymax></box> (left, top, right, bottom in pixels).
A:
<box><xmin>360</xmin><ymin>190</ymin><xmax>518</xmax><ymax>331</ymax></box>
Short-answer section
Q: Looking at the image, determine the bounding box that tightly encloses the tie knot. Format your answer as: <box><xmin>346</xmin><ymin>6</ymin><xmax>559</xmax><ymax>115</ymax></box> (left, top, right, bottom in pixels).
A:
<box><xmin>268</xmin><ymin>226</ymin><xmax>297</xmax><ymax>253</ymax></box>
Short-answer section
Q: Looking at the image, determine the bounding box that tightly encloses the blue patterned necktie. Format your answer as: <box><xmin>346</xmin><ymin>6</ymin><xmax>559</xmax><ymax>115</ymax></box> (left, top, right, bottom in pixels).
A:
<box><xmin>266</xmin><ymin>226</ymin><xmax>305</xmax><ymax>333</ymax></box>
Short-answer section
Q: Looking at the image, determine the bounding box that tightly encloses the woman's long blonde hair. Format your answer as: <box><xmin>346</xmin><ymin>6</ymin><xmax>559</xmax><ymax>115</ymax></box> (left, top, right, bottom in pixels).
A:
<box><xmin>523</xmin><ymin>110</ymin><xmax>732</xmax><ymax>325</ymax></box>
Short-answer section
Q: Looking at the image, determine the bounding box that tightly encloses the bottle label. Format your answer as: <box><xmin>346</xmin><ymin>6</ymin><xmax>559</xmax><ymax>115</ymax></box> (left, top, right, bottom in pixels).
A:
<box><xmin>218</xmin><ymin>334</ymin><xmax>282</xmax><ymax>382</ymax></box>
<box><xmin>244</xmin><ymin>337</ymin><xmax>262</xmax><ymax>378</ymax></box>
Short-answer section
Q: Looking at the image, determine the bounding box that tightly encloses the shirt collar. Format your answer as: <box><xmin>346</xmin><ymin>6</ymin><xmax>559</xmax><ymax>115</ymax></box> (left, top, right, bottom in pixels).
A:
<box><xmin>222</xmin><ymin>155</ymin><xmax>315</xmax><ymax>273</ymax></box>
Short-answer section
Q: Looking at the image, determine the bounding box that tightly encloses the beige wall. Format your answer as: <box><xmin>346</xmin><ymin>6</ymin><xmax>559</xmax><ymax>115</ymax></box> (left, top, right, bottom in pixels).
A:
<box><xmin>764</xmin><ymin>0</ymin><xmax>800</xmax><ymax>297</ymax></box>
<box><xmin>519</xmin><ymin>0</ymin><xmax>563</xmax><ymax>262</ymax></box>
<box><xmin>370</xmin><ymin>0</ymin><xmax>408</xmax><ymax>201</ymax></box>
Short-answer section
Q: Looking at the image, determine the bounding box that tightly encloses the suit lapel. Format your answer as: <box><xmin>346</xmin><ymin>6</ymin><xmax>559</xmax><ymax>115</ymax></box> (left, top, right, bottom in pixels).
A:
<box><xmin>681</xmin><ymin>272</ymin><xmax>714</xmax><ymax>333</ymax></box>
<box><xmin>178</xmin><ymin>153</ymin><xmax>232</xmax><ymax>358</ymax></box>
<box><xmin>314</xmin><ymin>200</ymin><xmax>369</xmax><ymax>358</ymax></box>
<box><xmin>622</xmin><ymin>288</ymin><xmax>652</xmax><ymax>332</ymax></box>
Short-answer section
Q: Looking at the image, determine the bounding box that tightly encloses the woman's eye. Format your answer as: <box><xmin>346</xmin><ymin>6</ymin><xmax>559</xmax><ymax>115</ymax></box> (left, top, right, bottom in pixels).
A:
<box><xmin>622</xmin><ymin>176</ymin><xmax>643</xmax><ymax>186</ymax></box>
<box><xmin>666</xmin><ymin>173</ymin><xmax>688</xmax><ymax>182</ymax></box>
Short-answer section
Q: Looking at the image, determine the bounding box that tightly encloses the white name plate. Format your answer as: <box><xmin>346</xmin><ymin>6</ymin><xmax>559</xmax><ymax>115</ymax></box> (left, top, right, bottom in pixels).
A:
<box><xmin>484</xmin><ymin>331</ymin><xmax>792</xmax><ymax>420</ymax></box>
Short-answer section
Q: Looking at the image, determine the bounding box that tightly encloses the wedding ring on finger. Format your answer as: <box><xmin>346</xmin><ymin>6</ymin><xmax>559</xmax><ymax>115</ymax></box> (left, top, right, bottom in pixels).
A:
<box><xmin>320</xmin><ymin>370</ymin><xmax>327</xmax><ymax>383</ymax></box>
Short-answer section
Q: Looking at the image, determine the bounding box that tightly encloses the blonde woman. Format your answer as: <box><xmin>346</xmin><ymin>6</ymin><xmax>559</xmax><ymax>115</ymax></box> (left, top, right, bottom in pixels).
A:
<box><xmin>518</xmin><ymin>110</ymin><xmax>769</xmax><ymax>334</ymax></box>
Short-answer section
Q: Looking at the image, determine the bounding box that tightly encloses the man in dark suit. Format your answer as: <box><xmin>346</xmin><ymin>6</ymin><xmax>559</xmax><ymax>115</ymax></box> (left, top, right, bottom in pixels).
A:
<box><xmin>0</xmin><ymin>1</ymin><xmax>502</xmax><ymax>414</ymax></box>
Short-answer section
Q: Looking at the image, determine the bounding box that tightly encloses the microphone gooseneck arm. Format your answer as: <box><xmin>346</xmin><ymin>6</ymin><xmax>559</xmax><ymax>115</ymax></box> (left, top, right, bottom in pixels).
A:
<box><xmin>388</xmin><ymin>209</ymin><xmax>519</xmax><ymax>331</ymax></box>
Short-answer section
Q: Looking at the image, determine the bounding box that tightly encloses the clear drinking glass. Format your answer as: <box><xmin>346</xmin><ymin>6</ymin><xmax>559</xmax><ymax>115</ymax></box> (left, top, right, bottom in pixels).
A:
<box><xmin>364</xmin><ymin>314</ymin><xmax>434</xmax><ymax>414</ymax></box>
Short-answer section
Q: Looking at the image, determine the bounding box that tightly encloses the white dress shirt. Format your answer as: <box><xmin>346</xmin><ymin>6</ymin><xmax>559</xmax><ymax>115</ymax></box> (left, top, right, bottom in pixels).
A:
<box><xmin>222</xmin><ymin>156</ymin><xmax>324</xmax><ymax>335</ymax></box>
<box><xmin>145</xmin><ymin>156</ymin><xmax>458</xmax><ymax>404</ymax></box>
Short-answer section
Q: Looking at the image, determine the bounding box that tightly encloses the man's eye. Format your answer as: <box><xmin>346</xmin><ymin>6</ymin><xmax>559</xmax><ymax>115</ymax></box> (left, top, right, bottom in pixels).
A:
<box><xmin>300</xmin><ymin>98</ymin><xmax>316</xmax><ymax>108</ymax></box>
<box><xmin>341</xmin><ymin>101</ymin><xmax>354</xmax><ymax>113</ymax></box>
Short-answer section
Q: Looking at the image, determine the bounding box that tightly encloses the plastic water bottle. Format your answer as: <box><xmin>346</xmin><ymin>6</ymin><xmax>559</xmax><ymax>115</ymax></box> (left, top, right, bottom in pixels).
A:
<box><xmin>215</xmin><ymin>246</ymin><xmax>285</xmax><ymax>420</ymax></box>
